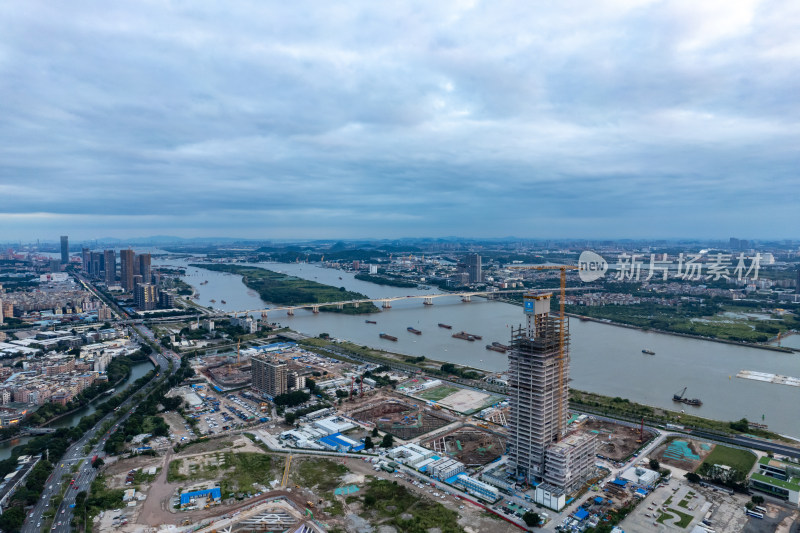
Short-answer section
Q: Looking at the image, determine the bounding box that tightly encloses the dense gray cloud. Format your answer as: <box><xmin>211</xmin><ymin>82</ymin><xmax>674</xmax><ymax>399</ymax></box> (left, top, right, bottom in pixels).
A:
<box><xmin>0</xmin><ymin>0</ymin><xmax>798</xmax><ymax>240</ymax></box>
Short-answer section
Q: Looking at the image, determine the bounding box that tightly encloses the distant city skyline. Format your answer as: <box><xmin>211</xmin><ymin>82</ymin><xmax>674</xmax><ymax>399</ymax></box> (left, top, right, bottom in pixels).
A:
<box><xmin>1</xmin><ymin>2</ymin><xmax>798</xmax><ymax>240</ymax></box>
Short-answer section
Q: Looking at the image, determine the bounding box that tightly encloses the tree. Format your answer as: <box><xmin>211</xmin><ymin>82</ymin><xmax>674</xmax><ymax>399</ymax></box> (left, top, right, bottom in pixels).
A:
<box><xmin>751</xmin><ymin>495</ymin><xmax>764</xmax><ymax>505</ymax></box>
<box><xmin>685</xmin><ymin>472</ymin><xmax>700</xmax><ymax>483</ymax></box>
<box><xmin>371</xmin><ymin>428</ymin><xmax>379</xmax><ymax>438</ymax></box>
<box><xmin>649</xmin><ymin>459</ymin><xmax>660</xmax><ymax>471</ymax></box>
<box><xmin>92</xmin><ymin>458</ymin><xmax>104</xmax><ymax>468</ymax></box>
<box><xmin>364</xmin><ymin>437</ymin><xmax>374</xmax><ymax>450</ymax></box>
<box><xmin>381</xmin><ymin>434</ymin><xmax>394</xmax><ymax>448</ymax></box>
<box><xmin>285</xmin><ymin>412</ymin><xmax>297</xmax><ymax>426</ymax></box>
<box><xmin>0</xmin><ymin>505</ymin><xmax>25</xmax><ymax>532</ymax></box>
<box><xmin>306</xmin><ymin>378</ymin><xmax>316</xmax><ymax>393</ymax></box>
<box><xmin>522</xmin><ymin>511</ymin><xmax>540</xmax><ymax>527</ymax></box>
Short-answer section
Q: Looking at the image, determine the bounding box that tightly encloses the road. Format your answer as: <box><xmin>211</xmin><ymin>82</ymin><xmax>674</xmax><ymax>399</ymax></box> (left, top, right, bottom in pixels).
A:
<box><xmin>22</xmin><ymin>325</ymin><xmax>178</xmax><ymax>533</ymax></box>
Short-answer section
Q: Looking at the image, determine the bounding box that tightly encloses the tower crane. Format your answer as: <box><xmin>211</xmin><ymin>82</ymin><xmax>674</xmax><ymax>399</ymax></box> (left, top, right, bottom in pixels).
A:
<box><xmin>509</xmin><ymin>265</ymin><xmax>579</xmax><ymax>437</ymax></box>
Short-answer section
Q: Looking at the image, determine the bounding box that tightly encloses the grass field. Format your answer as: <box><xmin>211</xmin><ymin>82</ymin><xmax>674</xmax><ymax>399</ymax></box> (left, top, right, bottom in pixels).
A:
<box><xmin>359</xmin><ymin>478</ymin><xmax>463</xmax><ymax>533</ymax></box>
<box><xmin>699</xmin><ymin>445</ymin><xmax>757</xmax><ymax>474</ymax></box>
<box><xmin>417</xmin><ymin>385</ymin><xmax>461</xmax><ymax>402</ymax></box>
<box><xmin>657</xmin><ymin>507</ymin><xmax>695</xmax><ymax>528</ymax></box>
<box><xmin>292</xmin><ymin>458</ymin><xmax>348</xmax><ymax>493</ymax></box>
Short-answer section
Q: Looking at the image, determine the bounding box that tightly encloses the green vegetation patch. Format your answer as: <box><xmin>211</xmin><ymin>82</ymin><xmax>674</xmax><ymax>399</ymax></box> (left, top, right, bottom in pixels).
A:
<box><xmin>190</xmin><ymin>263</ymin><xmax>378</xmax><ymax>313</ymax></box>
<box><xmin>360</xmin><ymin>479</ymin><xmax>464</xmax><ymax>533</ymax></box>
<box><xmin>698</xmin><ymin>445</ymin><xmax>756</xmax><ymax>474</ymax></box>
<box><xmin>167</xmin><ymin>458</ymin><xmax>187</xmax><ymax>482</ymax></box>
<box><xmin>219</xmin><ymin>452</ymin><xmax>275</xmax><ymax>496</ymax></box>
<box><xmin>292</xmin><ymin>458</ymin><xmax>348</xmax><ymax>493</ymax></box>
<box><xmin>656</xmin><ymin>507</ymin><xmax>695</xmax><ymax>528</ymax></box>
<box><xmin>417</xmin><ymin>385</ymin><xmax>461</xmax><ymax>402</ymax></box>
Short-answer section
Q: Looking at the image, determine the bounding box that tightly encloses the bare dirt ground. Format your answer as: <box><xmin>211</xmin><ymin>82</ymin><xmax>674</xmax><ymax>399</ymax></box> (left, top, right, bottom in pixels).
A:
<box><xmin>651</xmin><ymin>437</ymin><xmax>713</xmax><ymax>471</ymax></box>
<box><xmin>581</xmin><ymin>418</ymin><xmax>656</xmax><ymax>461</ymax></box>
<box><xmin>436</xmin><ymin>388</ymin><xmax>491</xmax><ymax>413</ymax></box>
<box><xmin>422</xmin><ymin>426</ymin><xmax>506</xmax><ymax>466</ymax></box>
<box><xmin>349</xmin><ymin>399</ymin><xmax>453</xmax><ymax>440</ymax></box>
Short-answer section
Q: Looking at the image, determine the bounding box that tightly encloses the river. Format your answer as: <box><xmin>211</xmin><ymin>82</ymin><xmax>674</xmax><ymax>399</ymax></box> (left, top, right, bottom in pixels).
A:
<box><xmin>0</xmin><ymin>360</ymin><xmax>154</xmax><ymax>461</ymax></box>
<box><xmin>159</xmin><ymin>258</ymin><xmax>800</xmax><ymax>438</ymax></box>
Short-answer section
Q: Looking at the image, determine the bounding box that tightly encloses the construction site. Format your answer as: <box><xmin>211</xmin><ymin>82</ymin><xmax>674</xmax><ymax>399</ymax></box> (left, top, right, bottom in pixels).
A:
<box><xmin>651</xmin><ymin>437</ymin><xmax>714</xmax><ymax>471</ymax></box>
<box><xmin>349</xmin><ymin>399</ymin><xmax>453</xmax><ymax>440</ymax></box>
<box><xmin>422</xmin><ymin>425</ymin><xmax>507</xmax><ymax>466</ymax></box>
<box><xmin>581</xmin><ymin>418</ymin><xmax>656</xmax><ymax>462</ymax></box>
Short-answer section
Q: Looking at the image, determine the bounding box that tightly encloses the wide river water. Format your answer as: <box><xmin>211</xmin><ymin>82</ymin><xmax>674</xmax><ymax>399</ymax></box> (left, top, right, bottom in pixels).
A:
<box><xmin>160</xmin><ymin>258</ymin><xmax>800</xmax><ymax>438</ymax></box>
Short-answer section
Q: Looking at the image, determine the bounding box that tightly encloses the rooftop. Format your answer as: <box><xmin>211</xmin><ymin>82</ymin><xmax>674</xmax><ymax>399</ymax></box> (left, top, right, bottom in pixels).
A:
<box><xmin>750</xmin><ymin>472</ymin><xmax>800</xmax><ymax>492</ymax></box>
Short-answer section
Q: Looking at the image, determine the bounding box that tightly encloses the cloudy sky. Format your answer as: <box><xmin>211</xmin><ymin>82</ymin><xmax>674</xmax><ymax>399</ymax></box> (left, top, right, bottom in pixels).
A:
<box><xmin>1</xmin><ymin>0</ymin><xmax>798</xmax><ymax>241</ymax></box>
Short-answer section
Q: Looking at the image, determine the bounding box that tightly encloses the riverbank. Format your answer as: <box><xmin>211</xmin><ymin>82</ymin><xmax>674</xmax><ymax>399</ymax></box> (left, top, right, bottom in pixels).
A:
<box><xmin>295</xmin><ymin>331</ymin><xmax>797</xmax><ymax>443</ymax></box>
<box><xmin>190</xmin><ymin>263</ymin><xmax>379</xmax><ymax>314</ymax></box>
<box><xmin>354</xmin><ymin>273</ymin><xmax>418</xmax><ymax>288</ymax></box>
<box><xmin>496</xmin><ymin>297</ymin><xmax>795</xmax><ymax>353</ymax></box>
<box><xmin>568</xmin><ymin>314</ymin><xmax>795</xmax><ymax>353</ymax></box>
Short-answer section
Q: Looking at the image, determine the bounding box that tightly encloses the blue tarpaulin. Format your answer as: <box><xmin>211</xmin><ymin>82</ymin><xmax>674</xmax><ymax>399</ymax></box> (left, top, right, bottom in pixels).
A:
<box><xmin>610</xmin><ymin>479</ymin><xmax>629</xmax><ymax>487</ymax></box>
<box><xmin>574</xmin><ymin>509</ymin><xmax>589</xmax><ymax>521</ymax></box>
<box><xmin>594</xmin><ymin>496</ymin><xmax>605</xmax><ymax>504</ymax></box>
<box><xmin>180</xmin><ymin>488</ymin><xmax>221</xmax><ymax>505</ymax></box>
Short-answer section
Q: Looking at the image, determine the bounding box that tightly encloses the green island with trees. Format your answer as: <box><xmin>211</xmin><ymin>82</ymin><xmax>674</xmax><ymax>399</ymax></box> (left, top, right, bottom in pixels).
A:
<box><xmin>190</xmin><ymin>263</ymin><xmax>379</xmax><ymax>314</ymax></box>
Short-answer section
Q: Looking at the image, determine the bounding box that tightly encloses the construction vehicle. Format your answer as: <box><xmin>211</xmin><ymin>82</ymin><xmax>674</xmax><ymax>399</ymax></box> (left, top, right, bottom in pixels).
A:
<box><xmin>307</xmin><ymin>500</ymin><xmax>314</xmax><ymax>508</ymax></box>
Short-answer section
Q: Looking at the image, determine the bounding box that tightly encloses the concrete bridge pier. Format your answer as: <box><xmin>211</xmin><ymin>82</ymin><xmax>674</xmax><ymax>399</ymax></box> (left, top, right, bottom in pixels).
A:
<box><xmin>462</xmin><ymin>295</ymin><xmax>471</xmax><ymax>302</ymax></box>
<box><xmin>312</xmin><ymin>305</ymin><xmax>320</xmax><ymax>314</ymax></box>
<box><xmin>287</xmin><ymin>308</ymin><xmax>294</xmax><ymax>316</ymax></box>
<box><xmin>423</xmin><ymin>297</ymin><xmax>433</xmax><ymax>306</ymax></box>
<box><xmin>382</xmin><ymin>300</ymin><xmax>392</xmax><ymax>309</ymax></box>
<box><xmin>336</xmin><ymin>303</ymin><xmax>344</xmax><ymax>310</ymax></box>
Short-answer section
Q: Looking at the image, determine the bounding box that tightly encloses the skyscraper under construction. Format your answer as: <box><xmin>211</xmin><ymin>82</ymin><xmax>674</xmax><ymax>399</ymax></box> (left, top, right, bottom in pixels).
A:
<box><xmin>508</xmin><ymin>292</ymin><xmax>596</xmax><ymax>505</ymax></box>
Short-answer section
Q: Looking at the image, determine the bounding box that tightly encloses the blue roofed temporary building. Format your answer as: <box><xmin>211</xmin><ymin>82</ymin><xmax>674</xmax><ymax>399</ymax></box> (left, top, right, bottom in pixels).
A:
<box><xmin>574</xmin><ymin>509</ymin><xmax>589</xmax><ymax>521</ymax></box>
<box><xmin>318</xmin><ymin>432</ymin><xmax>362</xmax><ymax>452</ymax></box>
<box><xmin>180</xmin><ymin>488</ymin><xmax>221</xmax><ymax>506</ymax></box>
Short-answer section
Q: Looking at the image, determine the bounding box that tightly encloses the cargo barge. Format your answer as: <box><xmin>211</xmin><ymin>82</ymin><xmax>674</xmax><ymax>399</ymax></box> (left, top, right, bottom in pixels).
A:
<box><xmin>438</xmin><ymin>323</ymin><xmax>452</xmax><ymax>329</ymax></box>
<box><xmin>672</xmin><ymin>387</ymin><xmax>702</xmax><ymax>406</ymax></box>
<box><xmin>642</xmin><ymin>349</ymin><xmax>655</xmax><ymax>355</ymax></box>
<box><xmin>486</xmin><ymin>344</ymin><xmax>507</xmax><ymax>353</ymax></box>
<box><xmin>379</xmin><ymin>333</ymin><xmax>398</xmax><ymax>341</ymax></box>
<box><xmin>407</xmin><ymin>327</ymin><xmax>422</xmax><ymax>335</ymax></box>
<box><xmin>365</xmin><ymin>320</ymin><xmax>377</xmax><ymax>324</ymax></box>
<box><xmin>452</xmin><ymin>331</ymin><xmax>476</xmax><ymax>341</ymax></box>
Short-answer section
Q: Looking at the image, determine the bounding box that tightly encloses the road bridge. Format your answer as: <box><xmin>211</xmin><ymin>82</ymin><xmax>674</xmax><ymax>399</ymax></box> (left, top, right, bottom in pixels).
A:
<box><xmin>220</xmin><ymin>287</ymin><xmax>586</xmax><ymax>319</ymax></box>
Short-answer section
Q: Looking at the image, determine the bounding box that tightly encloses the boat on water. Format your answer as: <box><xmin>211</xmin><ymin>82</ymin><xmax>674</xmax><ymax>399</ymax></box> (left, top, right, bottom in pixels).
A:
<box><xmin>438</xmin><ymin>323</ymin><xmax>452</xmax><ymax>329</ymax></box>
<box><xmin>210</xmin><ymin>299</ymin><xmax>216</xmax><ymax>303</ymax></box>
<box><xmin>379</xmin><ymin>333</ymin><xmax>398</xmax><ymax>341</ymax></box>
<box><xmin>453</xmin><ymin>331</ymin><xmax>476</xmax><ymax>341</ymax></box>
<box><xmin>466</xmin><ymin>332</ymin><xmax>482</xmax><ymax>340</ymax></box>
<box><xmin>486</xmin><ymin>344</ymin><xmax>506</xmax><ymax>353</ymax></box>
<box><xmin>672</xmin><ymin>387</ymin><xmax>702</xmax><ymax>406</ymax></box>
<box><xmin>221</xmin><ymin>300</ymin><xmax>226</xmax><ymax>304</ymax></box>
<box><xmin>365</xmin><ymin>320</ymin><xmax>377</xmax><ymax>324</ymax></box>
<box><xmin>492</xmin><ymin>341</ymin><xmax>510</xmax><ymax>350</ymax></box>
<box><xmin>407</xmin><ymin>327</ymin><xmax>422</xmax><ymax>335</ymax></box>
<box><xmin>642</xmin><ymin>349</ymin><xmax>655</xmax><ymax>355</ymax></box>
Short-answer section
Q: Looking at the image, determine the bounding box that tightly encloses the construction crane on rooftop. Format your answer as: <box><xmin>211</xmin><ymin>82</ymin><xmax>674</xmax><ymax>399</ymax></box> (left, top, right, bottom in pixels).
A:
<box><xmin>509</xmin><ymin>265</ymin><xmax>579</xmax><ymax>437</ymax></box>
